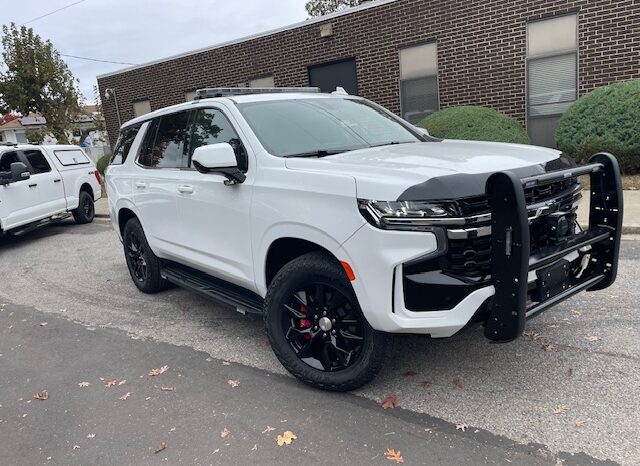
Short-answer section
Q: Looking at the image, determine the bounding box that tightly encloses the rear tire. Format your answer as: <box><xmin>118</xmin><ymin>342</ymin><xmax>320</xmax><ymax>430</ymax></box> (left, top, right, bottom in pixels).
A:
<box><xmin>264</xmin><ymin>251</ymin><xmax>389</xmax><ymax>391</ymax></box>
<box><xmin>72</xmin><ymin>191</ymin><xmax>95</xmax><ymax>224</ymax></box>
<box><xmin>122</xmin><ymin>218</ymin><xmax>169</xmax><ymax>293</ymax></box>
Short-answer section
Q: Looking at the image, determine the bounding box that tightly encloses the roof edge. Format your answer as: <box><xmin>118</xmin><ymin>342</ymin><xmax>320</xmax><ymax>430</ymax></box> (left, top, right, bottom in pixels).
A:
<box><xmin>96</xmin><ymin>0</ymin><xmax>400</xmax><ymax>80</ymax></box>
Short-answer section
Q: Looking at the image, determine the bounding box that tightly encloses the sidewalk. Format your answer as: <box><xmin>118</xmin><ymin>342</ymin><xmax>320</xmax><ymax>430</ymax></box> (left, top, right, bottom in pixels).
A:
<box><xmin>95</xmin><ymin>191</ymin><xmax>639</xmax><ymax>233</ymax></box>
<box><xmin>577</xmin><ymin>190</ymin><xmax>639</xmax><ymax>234</ymax></box>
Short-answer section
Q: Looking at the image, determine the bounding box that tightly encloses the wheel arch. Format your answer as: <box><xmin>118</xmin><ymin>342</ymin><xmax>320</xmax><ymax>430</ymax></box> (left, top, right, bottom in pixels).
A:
<box><xmin>79</xmin><ymin>182</ymin><xmax>94</xmax><ymax>199</ymax></box>
<box><xmin>117</xmin><ymin>207</ymin><xmax>138</xmax><ymax>236</ymax></box>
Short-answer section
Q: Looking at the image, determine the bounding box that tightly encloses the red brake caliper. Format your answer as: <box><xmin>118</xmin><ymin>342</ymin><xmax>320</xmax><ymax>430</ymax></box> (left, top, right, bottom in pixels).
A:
<box><xmin>297</xmin><ymin>303</ymin><xmax>312</xmax><ymax>340</ymax></box>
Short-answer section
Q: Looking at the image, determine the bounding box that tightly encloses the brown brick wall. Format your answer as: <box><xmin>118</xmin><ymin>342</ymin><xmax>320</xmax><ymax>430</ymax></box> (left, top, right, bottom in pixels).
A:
<box><xmin>98</xmin><ymin>0</ymin><xmax>640</xmax><ymax>147</ymax></box>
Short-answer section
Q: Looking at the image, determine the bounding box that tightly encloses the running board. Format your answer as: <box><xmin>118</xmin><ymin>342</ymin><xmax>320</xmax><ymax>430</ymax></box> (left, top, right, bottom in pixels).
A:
<box><xmin>7</xmin><ymin>213</ymin><xmax>72</xmax><ymax>236</ymax></box>
<box><xmin>160</xmin><ymin>264</ymin><xmax>264</xmax><ymax>315</ymax></box>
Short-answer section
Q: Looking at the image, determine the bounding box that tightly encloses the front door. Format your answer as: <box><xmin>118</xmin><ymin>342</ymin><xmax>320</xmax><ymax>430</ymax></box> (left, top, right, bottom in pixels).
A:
<box><xmin>174</xmin><ymin>106</ymin><xmax>255</xmax><ymax>290</ymax></box>
<box><xmin>21</xmin><ymin>149</ymin><xmax>66</xmax><ymax>218</ymax></box>
<box><xmin>0</xmin><ymin>151</ymin><xmax>36</xmax><ymax>229</ymax></box>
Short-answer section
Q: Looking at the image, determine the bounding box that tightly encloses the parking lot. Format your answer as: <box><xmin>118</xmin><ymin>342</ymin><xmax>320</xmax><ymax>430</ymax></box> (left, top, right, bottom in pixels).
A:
<box><xmin>1</xmin><ymin>219</ymin><xmax>638</xmax><ymax>465</ymax></box>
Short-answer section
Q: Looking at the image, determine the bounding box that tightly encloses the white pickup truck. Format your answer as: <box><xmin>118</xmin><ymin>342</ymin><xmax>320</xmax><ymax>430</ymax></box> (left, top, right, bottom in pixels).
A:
<box><xmin>0</xmin><ymin>143</ymin><xmax>102</xmax><ymax>235</ymax></box>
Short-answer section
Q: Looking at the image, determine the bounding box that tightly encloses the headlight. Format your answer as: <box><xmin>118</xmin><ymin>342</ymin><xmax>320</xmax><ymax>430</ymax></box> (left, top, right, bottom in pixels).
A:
<box><xmin>358</xmin><ymin>199</ymin><xmax>460</xmax><ymax>230</ymax></box>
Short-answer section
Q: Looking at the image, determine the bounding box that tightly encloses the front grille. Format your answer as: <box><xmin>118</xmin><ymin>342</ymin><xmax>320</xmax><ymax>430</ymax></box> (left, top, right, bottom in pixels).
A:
<box><xmin>443</xmin><ymin>178</ymin><xmax>581</xmax><ymax>278</ymax></box>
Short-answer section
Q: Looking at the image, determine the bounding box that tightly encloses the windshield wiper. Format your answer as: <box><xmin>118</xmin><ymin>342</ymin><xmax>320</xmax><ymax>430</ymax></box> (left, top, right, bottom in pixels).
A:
<box><xmin>283</xmin><ymin>149</ymin><xmax>346</xmax><ymax>158</ymax></box>
<box><xmin>370</xmin><ymin>141</ymin><xmax>415</xmax><ymax>148</ymax></box>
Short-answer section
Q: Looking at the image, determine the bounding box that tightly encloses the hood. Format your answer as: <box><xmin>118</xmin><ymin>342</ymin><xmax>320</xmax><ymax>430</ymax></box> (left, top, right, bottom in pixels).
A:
<box><xmin>284</xmin><ymin>139</ymin><xmax>575</xmax><ymax>200</ymax></box>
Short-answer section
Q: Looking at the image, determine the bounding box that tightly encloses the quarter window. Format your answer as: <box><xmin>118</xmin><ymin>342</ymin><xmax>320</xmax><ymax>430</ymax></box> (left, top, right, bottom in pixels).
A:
<box><xmin>111</xmin><ymin>125</ymin><xmax>141</xmax><ymax>165</ymax></box>
<box><xmin>138</xmin><ymin>112</ymin><xmax>190</xmax><ymax>168</ymax></box>
<box><xmin>24</xmin><ymin>150</ymin><xmax>51</xmax><ymax>174</ymax></box>
<box><xmin>190</xmin><ymin>109</ymin><xmax>248</xmax><ymax>172</ymax></box>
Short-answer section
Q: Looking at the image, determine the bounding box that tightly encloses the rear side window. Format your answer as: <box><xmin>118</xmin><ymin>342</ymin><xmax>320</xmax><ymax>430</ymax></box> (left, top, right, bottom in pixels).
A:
<box><xmin>110</xmin><ymin>125</ymin><xmax>141</xmax><ymax>165</ymax></box>
<box><xmin>138</xmin><ymin>111</ymin><xmax>190</xmax><ymax>168</ymax></box>
<box><xmin>24</xmin><ymin>150</ymin><xmax>51</xmax><ymax>174</ymax></box>
<box><xmin>54</xmin><ymin>149</ymin><xmax>90</xmax><ymax>166</ymax></box>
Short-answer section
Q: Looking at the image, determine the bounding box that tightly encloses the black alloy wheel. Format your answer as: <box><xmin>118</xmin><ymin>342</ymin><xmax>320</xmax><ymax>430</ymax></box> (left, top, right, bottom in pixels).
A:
<box><xmin>283</xmin><ymin>283</ymin><xmax>365</xmax><ymax>372</ymax></box>
<box><xmin>125</xmin><ymin>231</ymin><xmax>148</xmax><ymax>283</ymax></box>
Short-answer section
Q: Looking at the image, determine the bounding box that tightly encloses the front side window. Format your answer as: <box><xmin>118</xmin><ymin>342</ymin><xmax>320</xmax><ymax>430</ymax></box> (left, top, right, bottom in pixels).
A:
<box><xmin>190</xmin><ymin>108</ymin><xmax>248</xmax><ymax>172</ymax></box>
<box><xmin>111</xmin><ymin>125</ymin><xmax>141</xmax><ymax>165</ymax></box>
<box><xmin>138</xmin><ymin>112</ymin><xmax>190</xmax><ymax>168</ymax></box>
<box><xmin>237</xmin><ymin>98</ymin><xmax>421</xmax><ymax>157</ymax></box>
<box><xmin>0</xmin><ymin>151</ymin><xmax>19</xmax><ymax>172</ymax></box>
<box><xmin>24</xmin><ymin>150</ymin><xmax>51</xmax><ymax>174</ymax></box>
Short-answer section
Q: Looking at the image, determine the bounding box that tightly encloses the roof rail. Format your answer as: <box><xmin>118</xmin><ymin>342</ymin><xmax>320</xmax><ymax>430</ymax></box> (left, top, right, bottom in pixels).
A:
<box><xmin>0</xmin><ymin>141</ymin><xmax>18</xmax><ymax>147</ymax></box>
<box><xmin>195</xmin><ymin>87</ymin><xmax>320</xmax><ymax>99</ymax></box>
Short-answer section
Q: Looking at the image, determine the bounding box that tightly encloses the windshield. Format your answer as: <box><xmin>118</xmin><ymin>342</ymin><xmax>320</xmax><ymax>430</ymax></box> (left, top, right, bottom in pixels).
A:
<box><xmin>237</xmin><ymin>98</ymin><xmax>421</xmax><ymax>157</ymax></box>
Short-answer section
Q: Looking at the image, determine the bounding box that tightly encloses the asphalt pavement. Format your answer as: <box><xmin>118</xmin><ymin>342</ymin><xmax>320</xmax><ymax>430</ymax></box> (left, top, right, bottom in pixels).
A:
<box><xmin>0</xmin><ymin>220</ymin><xmax>638</xmax><ymax>465</ymax></box>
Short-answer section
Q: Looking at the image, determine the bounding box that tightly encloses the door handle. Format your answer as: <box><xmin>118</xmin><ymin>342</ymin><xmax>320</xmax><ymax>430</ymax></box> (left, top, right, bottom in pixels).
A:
<box><xmin>177</xmin><ymin>185</ymin><xmax>193</xmax><ymax>194</ymax></box>
<box><xmin>135</xmin><ymin>182</ymin><xmax>147</xmax><ymax>189</ymax></box>
<box><xmin>28</xmin><ymin>183</ymin><xmax>37</xmax><ymax>188</ymax></box>
<box><xmin>54</xmin><ymin>179</ymin><xmax>61</xmax><ymax>183</ymax></box>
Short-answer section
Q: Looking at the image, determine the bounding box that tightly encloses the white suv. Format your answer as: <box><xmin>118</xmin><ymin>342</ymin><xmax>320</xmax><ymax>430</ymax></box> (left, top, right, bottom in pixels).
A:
<box><xmin>106</xmin><ymin>88</ymin><xmax>622</xmax><ymax>391</ymax></box>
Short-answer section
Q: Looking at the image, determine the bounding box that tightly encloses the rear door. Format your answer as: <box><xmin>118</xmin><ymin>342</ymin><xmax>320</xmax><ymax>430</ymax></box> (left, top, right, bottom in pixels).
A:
<box><xmin>22</xmin><ymin>149</ymin><xmax>66</xmax><ymax>216</ymax></box>
<box><xmin>133</xmin><ymin>111</ymin><xmax>190</xmax><ymax>258</ymax></box>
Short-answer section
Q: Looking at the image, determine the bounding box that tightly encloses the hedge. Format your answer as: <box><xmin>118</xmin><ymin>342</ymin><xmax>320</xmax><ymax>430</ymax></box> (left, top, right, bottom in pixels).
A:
<box><xmin>556</xmin><ymin>79</ymin><xmax>640</xmax><ymax>173</ymax></box>
<box><xmin>96</xmin><ymin>154</ymin><xmax>110</xmax><ymax>175</ymax></box>
<box><xmin>418</xmin><ymin>106</ymin><xmax>530</xmax><ymax>145</ymax></box>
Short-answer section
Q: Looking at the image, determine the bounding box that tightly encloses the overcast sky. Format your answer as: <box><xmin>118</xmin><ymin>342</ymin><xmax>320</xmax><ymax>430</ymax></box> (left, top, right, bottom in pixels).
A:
<box><xmin>0</xmin><ymin>0</ymin><xmax>309</xmax><ymax>102</ymax></box>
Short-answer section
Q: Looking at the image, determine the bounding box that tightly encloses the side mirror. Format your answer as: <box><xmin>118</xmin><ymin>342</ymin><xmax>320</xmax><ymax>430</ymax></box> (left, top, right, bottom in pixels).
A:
<box><xmin>0</xmin><ymin>162</ymin><xmax>30</xmax><ymax>185</ymax></box>
<box><xmin>192</xmin><ymin>143</ymin><xmax>246</xmax><ymax>185</ymax></box>
<box><xmin>414</xmin><ymin>126</ymin><xmax>431</xmax><ymax>137</ymax></box>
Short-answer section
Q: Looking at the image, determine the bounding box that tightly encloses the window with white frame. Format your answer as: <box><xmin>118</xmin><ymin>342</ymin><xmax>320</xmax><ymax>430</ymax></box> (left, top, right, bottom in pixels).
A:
<box><xmin>249</xmin><ymin>75</ymin><xmax>275</xmax><ymax>88</ymax></box>
<box><xmin>527</xmin><ymin>14</ymin><xmax>578</xmax><ymax>147</ymax></box>
<box><xmin>399</xmin><ymin>43</ymin><xmax>439</xmax><ymax>124</ymax></box>
<box><xmin>133</xmin><ymin>100</ymin><xmax>151</xmax><ymax>117</ymax></box>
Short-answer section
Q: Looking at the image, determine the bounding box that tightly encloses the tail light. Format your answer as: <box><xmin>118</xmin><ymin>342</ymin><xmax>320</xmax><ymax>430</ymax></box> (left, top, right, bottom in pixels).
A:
<box><xmin>94</xmin><ymin>170</ymin><xmax>102</xmax><ymax>184</ymax></box>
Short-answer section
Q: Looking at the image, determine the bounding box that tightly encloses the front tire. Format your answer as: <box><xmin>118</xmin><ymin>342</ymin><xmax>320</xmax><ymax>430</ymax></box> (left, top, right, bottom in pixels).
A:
<box><xmin>264</xmin><ymin>251</ymin><xmax>388</xmax><ymax>391</ymax></box>
<box><xmin>72</xmin><ymin>191</ymin><xmax>94</xmax><ymax>224</ymax></box>
<box><xmin>122</xmin><ymin>218</ymin><xmax>169</xmax><ymax>293</ymax></box>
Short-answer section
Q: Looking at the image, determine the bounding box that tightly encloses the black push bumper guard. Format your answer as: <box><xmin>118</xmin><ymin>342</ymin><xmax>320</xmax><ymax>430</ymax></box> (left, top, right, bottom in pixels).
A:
<box><xmin>484</xmin><ymin>153</ymin><xmax>623</xmax><ymax>342</ymax></box>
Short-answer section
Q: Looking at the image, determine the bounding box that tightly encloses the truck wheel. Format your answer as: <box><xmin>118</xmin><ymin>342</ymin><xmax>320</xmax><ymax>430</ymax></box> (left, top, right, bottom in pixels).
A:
<box><xmin>122</xmin><ymin>218</ymin><xmax>169</xmax><ymax>293</ymax></box>
<box><xmin>72</xmin><ymin>191</ymin><xmax>95</xmax><ymax>224</ymax></box>
<box><xmin>264</xmin><ymin>251</ymin><xmax>389</xmax><ymax>391</ymax></box>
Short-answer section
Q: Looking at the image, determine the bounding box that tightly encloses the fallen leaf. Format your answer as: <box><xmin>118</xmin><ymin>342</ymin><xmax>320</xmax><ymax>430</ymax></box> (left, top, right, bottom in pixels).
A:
<box><xmin>220</xmin><ymin>427</ymin><xmax>230</xmax><ymax>438</ymax></box>
<box><xmin>161</xmin><ymin>387</ymin><xmax>175</xmax><ymax>392</ymax></box>
<box><xmin>118</xmin><ymin>380</ymin><xmax>127</xmax><ymax>386</ymax></box>
<box><xmin>585</xmin><ymin>335</ymin><xmax>602</xmax><ymax>342</ymax></box>
<box><xmin>553</xmin><ymin>404</ymin><xmax>570</xmax><ymax>415</ymax></box>
<box><xmin>72</xmin><ymin>445</ymin><xmax>80</xmax><ymax>450</ymax></box>
<box><xmin>571</xmin><ymin>310</ymin><xmax>583</xmax><ymax>318</ymax></box>
<box><xmin>384</xmin><ymin>448</ymin><xmax>404</xmax><ymax>464</ymax></box>
<box><xmin>87</xmin><ymin>433</ymin><xmax>96</xmax><ymax>439</ymax></box>
<box><xmin>575</xmin><ymin>419</ymin><xmax>586</xmax><ymax>428</ymax></box>
<box><xmin>154</xmin><ymin>442</ymin><xmax>167</xmax><ymax>454</ymax></box>
<box><xmin>262</xmin><ymin>426</ymin><xmax>275</xmax><ymax>434</ymax></box>
<box><xmin>169</xmin><ymin>427</ymin><xmax>176</xmax><ymax>433</ymax></box>
<box><xmin>251</xmin><ymin>444</ymin><xmax>257</xmax><ymax>451</ymax></box>
<box><xmin>541</xmin><ymin>343</ymin><xmax>558</xmax><ymax>352</ymax></box>
<box><xmin>227</xmin><ymin>379</ymin><xmax>240</xmax><ymax>388</ymax></box>
<box><xmin>148</xmin><ymin>365</ymin><xmax>169</xmax><ymax>377</ymax></box>
<box><xmin>420</xmin><ymin>380</ymin><xmax>432</xmax><ymax>390</ymax></box>
<box><xmin>402</xmin><ymin>370</ymin><xmax>417</xmax><ymax>377</ymax></box>
<box><xmin>40</xmin><ymin>322</ymin><xmax>48</xmax><ymax>327</ymax></box>
<box><xmin>212</xmin><ymin>448</ymin><xmax>220</xmax><ymax>454</ymax></box>
<box><xmin>78</xmin><ymin>382</ymin><xmax>90</xmax><ymax>388</ymax></box>
<box><xmin>119</xmin><ymin>392</ymin><xmax>131</xmax><ymax>401</ymax></box>
<box><xmin>424</xmin><ymin>427</ymin><xmax>434</xmax><ymax>433</ymax></box>
<box><xmin>453</xmin><ymin>378</ymin><xmax>465</xmax><ymax>390</ymax></box>
<box><xmin>104</xmin><ymin>378</ymin><xmax>117</xmax><ymax>388</ymax></box>
<box><xmin>222</xmin><ymin>361</ymin><xmax>231</xmax><ymax>366</ymax></box>
<box><xmin>34</xmin><ymin>391</ymin><xmax>48</xmax><ymax>401</ymax></box>
<box><xmin>455</xmin><ymin>422</ymin><xmax>468</xmax><ymax>432</ymax></box>
<box><xmin>276</xmin><ymin>430</ymin><xmax>297</xmax><ymax>446</ymax></box>
<box><xmin>380</xmin><ymin>395</ymin><xmax>398</xmax><ymax>410</ymax></box>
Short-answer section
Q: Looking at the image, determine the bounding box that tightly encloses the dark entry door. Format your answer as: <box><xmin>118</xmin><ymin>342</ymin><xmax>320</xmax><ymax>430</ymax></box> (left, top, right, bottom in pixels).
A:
<box><xmin>308</xmin><ymin>59</ymin><xmax>358</xmax><ymax>95</ymax></box>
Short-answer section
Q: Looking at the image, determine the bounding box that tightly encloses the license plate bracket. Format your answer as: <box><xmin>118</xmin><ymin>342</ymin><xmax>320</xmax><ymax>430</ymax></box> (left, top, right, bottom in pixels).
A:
<box><xmin>533</xmin><ymin>259</ymin><xmax>570</xmax><ymax>302</ymax></box>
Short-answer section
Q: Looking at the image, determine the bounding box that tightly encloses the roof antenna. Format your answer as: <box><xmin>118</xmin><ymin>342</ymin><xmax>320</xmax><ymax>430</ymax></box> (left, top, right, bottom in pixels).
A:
<box><xmin>332</xmin><ymin>87</ymin><xmax>349</xmax><ymax>95</ymax></box>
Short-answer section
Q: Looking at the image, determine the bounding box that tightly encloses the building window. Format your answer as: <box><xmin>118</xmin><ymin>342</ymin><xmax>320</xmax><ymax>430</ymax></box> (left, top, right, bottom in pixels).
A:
<box><xmin>133</xmin><ymin>100</ymin><xmax>152</xmax><ymax>117</ymax></box>
<box><xmin>185</xmin><ymin>91</ymin><xmax>197</xmax><ymax>101</ymax></box>
<box><xmin>526</xmin><ymin>14</ymin><xmax>578</xmax><ymax>147</ymax></box>
<box><xmin>399</xmin><ymin>42</ymin><xmax>438</xmax><ymax>124</ymax></box>
<box><xmin>16</xmin><ymin>131</ymin><xmax>28</xmax><ymax>144</ymax></box>
<box><xmin>249</xmin><ymin>75</ymin><xmax>275</xmax><ymax>88</ymax></box>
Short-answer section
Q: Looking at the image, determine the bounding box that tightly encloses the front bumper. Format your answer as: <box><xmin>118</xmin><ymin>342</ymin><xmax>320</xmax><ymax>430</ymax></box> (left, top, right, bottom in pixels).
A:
<box><xmin>340</xmin><ymin>153</ymin><xmax>622</xmax><ymax>339</ymax></box>
<box><xmin>484</xmin><ymin>152</ymin><xmax>622</xmax><ymax>341</ymax></box>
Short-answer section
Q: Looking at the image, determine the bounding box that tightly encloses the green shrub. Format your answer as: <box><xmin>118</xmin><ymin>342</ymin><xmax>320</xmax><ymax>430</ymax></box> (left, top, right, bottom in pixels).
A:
<box><xmin>556</xmin><ymin>79</ymin><xmax>640</xmax><ymax>174</ymax></box>
<box><xmin>96</xmin><ymin>153</ymin><xmax>110</xmax><ymax>175</ymax></box>
<box><xmin>418</xmin><ymin>106</ymin><xmax>530</xmax><ymax>145</ymax></box>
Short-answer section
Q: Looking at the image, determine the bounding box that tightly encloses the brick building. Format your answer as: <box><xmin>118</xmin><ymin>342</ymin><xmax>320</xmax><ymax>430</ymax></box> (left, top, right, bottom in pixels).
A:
<box><xmin>97</xmin><ymin>0</ymin><xmax>639</xmax><ymax>149</ymax></box>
